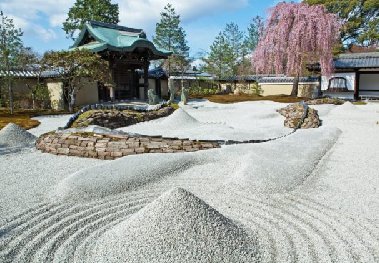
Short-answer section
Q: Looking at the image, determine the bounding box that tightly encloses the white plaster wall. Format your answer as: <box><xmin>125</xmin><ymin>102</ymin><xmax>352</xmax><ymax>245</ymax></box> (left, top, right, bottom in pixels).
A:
<box><xmin>321</xmin><ymin>72</ymin><xmax>355</xmax><ymax>91</ymax></box>
<box><xmin>46</xmin><ymin>80</ymin><xmax>64</xmax><ymax>110</ymax></box>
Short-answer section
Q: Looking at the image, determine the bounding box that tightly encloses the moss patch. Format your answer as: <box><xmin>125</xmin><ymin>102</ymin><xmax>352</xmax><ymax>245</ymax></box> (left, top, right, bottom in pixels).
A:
<box><xmin>193</xmin><ymin>94</ymin><xmax>306</xmax><ymax>104</ymax></box>
<box><xmin>352</xmin><ymin>101</ymin><xmax>367</xmax><ymax>105</ymax></box>
<box><xmin>170</xmin><ymin>103</ymin><xmax>180</xmax><ymax>110</ymax></box>
<box><xmin>0</xmin><ymin>108</ymin><xmax>69</xmax><ymax>130</ymax></box>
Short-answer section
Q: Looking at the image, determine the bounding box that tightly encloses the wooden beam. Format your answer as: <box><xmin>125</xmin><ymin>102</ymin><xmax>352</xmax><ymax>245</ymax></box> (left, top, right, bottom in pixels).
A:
<box><xmin>354</xmin><ymin>70</ymin><xmax>360</xmax><ymax>100</ymax></box>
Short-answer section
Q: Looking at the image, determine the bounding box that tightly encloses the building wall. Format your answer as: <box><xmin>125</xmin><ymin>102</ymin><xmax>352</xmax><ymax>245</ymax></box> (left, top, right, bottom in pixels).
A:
<box><xmin>76</xmin><ymin>79</ymin><xmax>99</xmax><ymax>106</ymax></box>
<box><xmin>259</xmin><ymin>83</ymin><xmax>319</xmax><ymax>97</ymax></box>
<box><xmin>321</xmin><ymin>72</ymin><xmax>355</xmax><ymax>91</ymax></box>
<box><xmin>46</xmin><ymin>80</ymin><xmax>65</xmax><ymax>110</ymax></box>
<box><xmin>161</xmin><ymin>80</ymin><xmax>168</xmax><ymax>97</ymax></box>
<box><xmin>148</xmin><ymin>79</ymin><xmax>156</xmax><ymax>93</ymax></box>
<box><xmin>259</xmin><ymin>83</ymin><xmax>293</xmax><ymax>96</ymax></box>
<box><xmin>11</xmin><ymin>79</ymin><xmax>38</xmax><ymax>97</ymax></box>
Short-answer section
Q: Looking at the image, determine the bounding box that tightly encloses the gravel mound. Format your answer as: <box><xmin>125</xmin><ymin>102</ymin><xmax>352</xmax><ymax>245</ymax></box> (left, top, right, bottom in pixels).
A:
<box><xmin>90</xmin><ymin>188</ymin><xmax>260</xmax><ymax>263</ymax></box>
<box><xmin>160</xmin><ymin>108</ymin><xmax>200</xmax><ymax>127</ymax></box>
<box><xmin>0</xmin><ymin>123</ymin><xmax>36</xmax><ymax>148</ymax></box>
<box><xmin>339</xmin><ymin>101</ymin><xmax>358</xmax><ymax>111</ymax></box>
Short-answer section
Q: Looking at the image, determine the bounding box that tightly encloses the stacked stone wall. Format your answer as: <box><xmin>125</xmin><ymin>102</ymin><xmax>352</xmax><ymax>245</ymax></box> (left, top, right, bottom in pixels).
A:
<box><xmin>36</xmin><ymin>132</ymin><xmax>220</xmax><ymax>160</ymax></box>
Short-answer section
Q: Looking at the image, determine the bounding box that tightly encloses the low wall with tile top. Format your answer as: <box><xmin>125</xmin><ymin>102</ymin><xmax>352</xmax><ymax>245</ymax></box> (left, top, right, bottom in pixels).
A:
<box><xmin>36</xmin><ymin>132</ymin><xmax>221</xmax><ymax>160</ymax></box>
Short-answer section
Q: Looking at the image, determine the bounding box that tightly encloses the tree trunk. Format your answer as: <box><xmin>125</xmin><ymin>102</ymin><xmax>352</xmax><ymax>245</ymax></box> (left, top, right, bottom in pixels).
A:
<box><xmin>69</xmin><ymin>92</ymin><xmax>75</xmax><ymax>112</ymax></box>
<box><xmin>291</xmin><ymin>75</ymin><xmax>300</xmax><ymax>97</ymax></box>
<box><xmin>32</xmin><ymin>93</ymin><xmax>35</xmax><ymax>110</ymax></box>
<box><xmin>0</xmin><ymin>82</ymin><xmax>2</xmax><ymax>107</ymax></box>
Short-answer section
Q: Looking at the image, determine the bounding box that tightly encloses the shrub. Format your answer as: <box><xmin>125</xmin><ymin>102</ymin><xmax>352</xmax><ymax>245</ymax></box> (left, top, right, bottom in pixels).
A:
<box><xmin>189</xmin><ymin>86</ymin><xmax>218</xmax><ymax>97</ymax></box>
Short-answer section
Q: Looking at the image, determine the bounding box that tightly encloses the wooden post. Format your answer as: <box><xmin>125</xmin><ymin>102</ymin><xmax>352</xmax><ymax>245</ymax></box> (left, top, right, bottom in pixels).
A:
<box><xmin>143</xmin><ymin>57</ymin><xmax>149</xmax><ymax>100</ymax></box>
<box><xmin>354</xmin><ymin>70</ymin><xmax>360</xmax><ymax>100</ymax></box>
<box><xmin>108</xmin><ymin>55</ymin><xmax>115</xmax><ymax>101</ymax></box>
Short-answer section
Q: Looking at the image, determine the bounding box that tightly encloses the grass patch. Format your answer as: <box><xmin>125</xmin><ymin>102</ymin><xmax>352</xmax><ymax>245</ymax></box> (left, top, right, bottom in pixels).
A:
<box><xmin>169</xmin><ymin>103</ymin><xmax>180</xmax><ymax>110</ymax></box>
<box><xmin>70</xmin><ymin>110</ymin><xmax>95</xmax><ymax>128</ymax></box>
<box><xmin>192</xmin><ymin>94</ymin><xmax>306</xmax><ymax>104</ymax></box>
<box><xmin>352</xmin><ymin>101</ymin><xmax>367</xmax><ymax>105</ymax></box>
<box><xmin>0</xmin><ymin>108</ymin><xmax>70</xmax><ymax>130</ymax></box>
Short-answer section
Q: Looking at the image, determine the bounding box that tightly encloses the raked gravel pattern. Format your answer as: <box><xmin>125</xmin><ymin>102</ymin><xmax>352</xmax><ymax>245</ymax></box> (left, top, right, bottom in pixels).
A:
<box><xmin>1</xmin><ymin>101</ymin><xmax>379</xmax><ymax>262</ymax></box>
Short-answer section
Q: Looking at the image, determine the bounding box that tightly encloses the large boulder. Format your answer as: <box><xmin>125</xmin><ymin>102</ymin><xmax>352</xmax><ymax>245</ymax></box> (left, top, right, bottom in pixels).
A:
<box><xmin>277</xmin><ymin>103</ymin><xmax>321</xmax><ymax>129</ymax></box>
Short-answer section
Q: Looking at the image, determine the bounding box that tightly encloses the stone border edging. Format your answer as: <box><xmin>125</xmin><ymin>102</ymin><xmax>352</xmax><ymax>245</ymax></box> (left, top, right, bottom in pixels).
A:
<box><xmin>64</xmin><ymin>103</ymin><xmax>166</xmax><ymax>129</ymax></box>
<box><xmin>36</xmin><ymin>132</ymin><xmax>221</xmax><ymax>160</ymax></box>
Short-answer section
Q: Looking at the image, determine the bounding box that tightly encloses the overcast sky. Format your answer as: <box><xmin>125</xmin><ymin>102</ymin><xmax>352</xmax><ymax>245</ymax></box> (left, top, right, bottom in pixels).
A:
<box><xmin>0</xmin><ymin>0</ymin><xmax>288</xmax><ymax>57</ymax></box>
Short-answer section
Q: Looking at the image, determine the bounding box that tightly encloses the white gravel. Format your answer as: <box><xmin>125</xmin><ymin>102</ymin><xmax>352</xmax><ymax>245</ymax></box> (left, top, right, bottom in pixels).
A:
<box><xmin>88</xmin><ymin>188</ymin><xmax>260</xmax><ymax>263</ymax></box>
<box><xmin>118</xmin><ymin>101</ymin><xmax>292</xmax><ymax>141</ymax></box>
<box><xmin>0</xmin><ymin>123</ymin><xmax>36</xmax><ymax>149</ymax></box>
<box><xmin>1</xmin><ymin>100</ymin><xmax>379</xmax><ymax>263</ymax></box>
<box><xmin>28</xmin><ymin>114</ymin><xmax>72</xmax><ymax>137</ymax></box>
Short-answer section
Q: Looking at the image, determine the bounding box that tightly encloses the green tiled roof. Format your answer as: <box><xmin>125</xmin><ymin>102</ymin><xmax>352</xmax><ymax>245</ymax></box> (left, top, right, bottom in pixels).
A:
<box><xmin>70</xmin><ymin>21</ymin><xmax>172</xmax><ymax>58</ymax></box>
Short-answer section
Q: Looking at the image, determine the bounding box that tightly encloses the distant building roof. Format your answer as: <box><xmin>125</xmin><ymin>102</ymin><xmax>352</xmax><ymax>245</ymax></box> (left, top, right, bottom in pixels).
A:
<box><xmin>71</xmin><ymin>21</ymin><xmax>172</xmax><ymax>59</ymax></box>
<box><xmin>0</xmin><ymin>69</ymin><xmax>60</xmax><ymax>78</ymax></box>
<box><xmin>170</xmin><ymin>69</ymin><xmax>215</xmax><ymax>80</ymax></box>
<box><xmin>218</xmin><ymin>75</ymin><xmax>319</xmax><ymax>83</ymax></box>
<box><xmin>334</xmin><ymin>52</ymin><xmax>379</xmax><ymax>69</ymax></box>
<box><xmin>259</xmin><ymin>76</ymin><xmax>319</xmax><ymax>83</ymax></box>
<box><xmin>309</xmin><ymin>52</ymin><xmax>379</xmax><ymax>71</ymax></box>
<box><xmin>137</xmin><ymin>67</ymin><xmax>168</xmax><ymax>79</ymax></box>
<box><xmin>219</xmin><ymin>75</ymin><xmax>261</xmax><ymax>82</ymax></box>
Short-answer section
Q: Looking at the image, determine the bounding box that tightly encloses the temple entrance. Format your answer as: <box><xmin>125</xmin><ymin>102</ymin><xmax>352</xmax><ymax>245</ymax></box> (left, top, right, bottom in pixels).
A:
<box><xmin>113</xmin><ymin>67</ymin><xmax>140</xmax><ymax>100</ymax></box>
<box><xmin>70</xmin><ymin>21</ymin><xmax>171</xmax><ymax>103</ymax></box>
<box><xmin>98</xmin><ymin>83</ymin><xmax>111</xmax><ymax>102</ymax></box>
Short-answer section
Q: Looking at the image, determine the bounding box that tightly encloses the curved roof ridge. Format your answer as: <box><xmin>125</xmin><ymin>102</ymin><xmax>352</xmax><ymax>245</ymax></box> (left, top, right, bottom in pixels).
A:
<box><xmin>70</xmin><ymin>20</ymin><xmax>171</xmax><ymax>58</ymax></box>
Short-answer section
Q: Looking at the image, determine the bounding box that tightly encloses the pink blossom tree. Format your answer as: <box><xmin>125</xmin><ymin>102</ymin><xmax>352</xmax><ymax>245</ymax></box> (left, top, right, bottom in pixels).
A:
<box><xmin>252</xmin><ymin>2</ymin><xmax>341</xmax><ymax>96</ymax></box>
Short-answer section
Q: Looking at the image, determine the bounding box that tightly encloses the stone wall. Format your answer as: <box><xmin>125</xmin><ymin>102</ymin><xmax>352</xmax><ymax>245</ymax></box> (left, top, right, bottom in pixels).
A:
<box><xmin>70</xmin><ymin>107</ymin><xmax>175</xmax><ymax>129</ymax></box>
<box><xmin>36</xmin><ymin>132</ymin><xmax>220</xmax><ymax>160</ymax></box>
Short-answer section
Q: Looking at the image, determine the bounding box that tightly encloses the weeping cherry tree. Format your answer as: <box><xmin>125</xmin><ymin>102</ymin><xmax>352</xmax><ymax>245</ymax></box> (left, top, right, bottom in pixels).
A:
<box><xmin>252</xmin><ymin>2</ymin><xmax>341</xmax><ymax>96</ymax></box>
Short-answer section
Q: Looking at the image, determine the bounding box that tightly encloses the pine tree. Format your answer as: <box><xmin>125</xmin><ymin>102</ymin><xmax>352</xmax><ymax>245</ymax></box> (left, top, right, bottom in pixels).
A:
<box><xmin>0</xmin><ymin>11</ymin><xmax>23</xmax><ymax>113</ymax></box>
<box><xmin>244</xmin><ymin>16</ymin><xmax>264</xmax><ymax>55</ymax></box>
<box><xmin>153</xmin><ymin>4</ymin><xmax>190</xmax><ymax>75</ymax></box>
<box><xmin>204</xmin><ymin>32</ymin><xmax>234</xmax><ymax>79</ymax></box>
<box><xmin>63</xmin><ymin>0</ymin><xmax>119</xmax><ymax>40</ymax></box>
<box><xmin>304</xmin><ymin>0</ymin><xmax>379</xmax><ymax>46</ymax></box>
<box><xmin>242</xmin><ymin>16</ymin><xmax>264</xmax><ymax>74</ymax></box>
<box><xmin>223</xmin><ymin>23</ymin><xmax>244</xmax><ymax>76</ymax></box>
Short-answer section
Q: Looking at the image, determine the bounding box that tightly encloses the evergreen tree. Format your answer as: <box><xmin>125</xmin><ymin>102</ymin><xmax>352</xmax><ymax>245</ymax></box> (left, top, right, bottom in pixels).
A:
<box><xmin>242</xmin><ymin>16</ymin><xmax>264</xmax><ymax>74</ymax></box>
<box><xmin>244</xmin><ymin>16</ymin><xmax>264</xmax><ymax>55</ymax></box>
<box><xmin>223</xmin><ymin>23</ymin><xmax>244</xmax><ymax>76</ymax></box>
<box><xmin>153</xmin><ymin>4</ymin><xmax>190</xmax><ymax>75</ymax></box>
<box><xmin>0</xmin><ymin>11</ymin><xmax>23</xmax><ymax>113</ymax></box>
<box><xmin>63</xmin><ymin>0</ymin><xmax>119</xmax><ymax>40</ymax></box>
<box><xmin>304</xmin><ymin>0</ymin><xmax>379</xmax><ymax>46</ymax></box>
<box><xmin>204</xmin><ymin>32</ymin><xmax>234</xmax><ymax>79</ymax></box>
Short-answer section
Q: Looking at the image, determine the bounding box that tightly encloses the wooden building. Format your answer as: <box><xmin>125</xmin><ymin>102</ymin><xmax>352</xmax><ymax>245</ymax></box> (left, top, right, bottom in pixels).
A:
<box><xmin>317</xmin><ymin>52</ymin><xmax>379</xmax><ymax>100</ymax></box>
<box><xmin>71</xmin><ymin>21</ymin><xmax>172</xmax><ymax>101</ymax></box>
